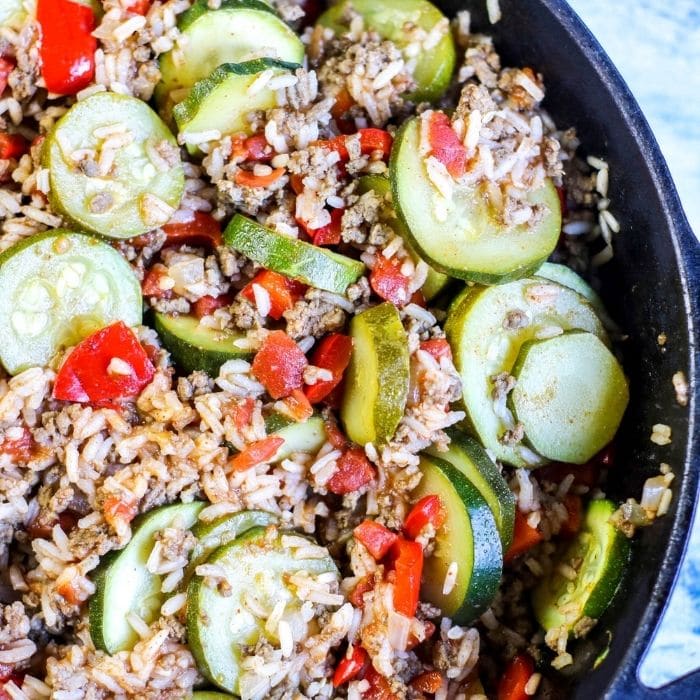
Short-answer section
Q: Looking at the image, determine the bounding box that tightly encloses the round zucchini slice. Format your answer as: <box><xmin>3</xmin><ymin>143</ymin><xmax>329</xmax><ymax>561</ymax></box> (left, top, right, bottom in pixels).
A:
<box><xmin>340</xmin><ymin>302</ymin><xmax>410</xmax><ymax>445</ymax></box>
<box><xmin>186</xmin><ymin>526</ymin><xmax>338</xmax><ymax>695</ymax></box>
<box><xmin>89</xmin><ymin>501</ymin><xmax>205</xmax><ymax>654</ymax></box>
<box><xmin>390</xmin><ymin>117</ymin><xmax>562</xmax><ymax>283</ymax></box>
<box><xmin>445</xmin><ymin>277</ymin><xmax>607</xmax><ymax>467</ymax></box>
<box><xmin>415</xmin><ymin>453</ymin><xmax>502</xmax><ymax>624</ymax></box>
<box><xmin>509</xmin><ymin>332</ymin><xmax>629</xmax><ymax>464</ymax></box>
<box><xmin>0</xmin><ymin>231</ymin><xmax>142</xmax><ymax>375</ymax></box>
<box><xmin>191</xmin><ymin>693</ymin><xmax>234</xmax><ymax>700</ymax></box>
<box><xmin>43</xmin><ymin>92</ymin><xmax>184</xmax><ymax>239</ymax></box>
<box><xmin>532</xmin><ymin>499</ymin><xmax>630</xmax><ymax>635</ymax></box>
<box><xmin>317</xmin><ymin>0</ymin><xmax>456</xmax><ymax>103</ymax></box>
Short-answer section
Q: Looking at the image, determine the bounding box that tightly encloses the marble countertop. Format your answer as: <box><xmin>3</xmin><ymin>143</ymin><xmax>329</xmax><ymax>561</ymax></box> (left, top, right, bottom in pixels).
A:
<box><xmin>567</xmin><ymin>0</ymin><xmax>700</xmax><ymax>688</ymax></box>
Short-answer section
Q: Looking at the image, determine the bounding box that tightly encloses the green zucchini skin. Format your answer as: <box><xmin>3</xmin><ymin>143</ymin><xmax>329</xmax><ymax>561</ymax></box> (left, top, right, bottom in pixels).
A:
<box><xmin>415</xmin><ymin>453</ymin><xmax>502</xmax><ymax>625</ymax></box>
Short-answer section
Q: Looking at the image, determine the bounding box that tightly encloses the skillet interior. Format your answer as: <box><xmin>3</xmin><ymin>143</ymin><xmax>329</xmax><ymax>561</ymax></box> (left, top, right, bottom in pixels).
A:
<box><xmin>434</xmin><ymin>1</ymin><xmax>700</xmax><ymax>697</ymax></box>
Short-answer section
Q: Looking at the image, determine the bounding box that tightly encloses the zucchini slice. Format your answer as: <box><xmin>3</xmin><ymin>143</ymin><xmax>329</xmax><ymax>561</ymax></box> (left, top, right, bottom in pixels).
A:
<box><xmin>317</xmin><ymin>0</ymin><xmax>456</xmax><ymax>103</ymax></box>
<box><xmin>43</xmin><ymin>92</ymin><xmax>184</xmax><ymax>239</ymax></box>
<box><xmin>390</xmin><ymin>118</ymin><xmax>562</xmax><ymax>283</ymax></box>
<box><xmin>509</xmin><ymin>332</ymin><xmax>629</xmax><ymax>464</ymax></box>
<box><xmin>532</xmin><ymin>499</ymin><xmax>630</xmax><ymax>635</ymax></box>
<box><xmin>0</xmin><ymin>231</ymin><xmax>142</xmax><ymax>375</ymax></box>
<box><xmin>357</xmin><ymin>174</ymin><xmax>450</xmax><ymax>301</ymax></box>
<box><xmin>264</xmin><ymin>412</ymin><xmax>328</xmax><ymax>462</ymax></box>
<box><xmin>187</xmin><ymin>526</ymin><xmax>338</xmax><ymax>694</ymax></box>
<box><xmin>156</xmin><ymin>0</ymin><xmax>304</xmax><ymax>114</ymax></box>
<box><xmin>191</xmin><ymin>693</ymin><xmax>234</xmax><ymax>699</ymax></box>
<box><xmin>340</xmin><ymin>302</ymin><xmax>409</xmax><ymax>445</ymax></box>
<box><xmin>89</xmin><ymin>501</ymin><xmax>204</xmax><ymax>654</ymax></box>
<box><xmin>427</xmin><ymin>428</ymin><xmax>515</xmax><ymax>550</ymax></box>
<box><xmin>415</xmin><ymin>454</ymin><xmax>502</xmax><ymax>624</ymax></box>
<box><xmin>154</xmin><ymin>312</ymin><xmax>252</xmax><ymax>377</ymax></box>
<box><xmin>224</xmin><ymin>214</ymin><xmax>365</xmax><ymax>294</ymax></box>
<box><xmin>173</xmin><ymin>59</ymin><xmax>300</xmax><ymax>142</ymax></box>
<box><xmin>445</xmin><ymin>278</ymin><xmax>607</xmax><ymax>467</ymax></box>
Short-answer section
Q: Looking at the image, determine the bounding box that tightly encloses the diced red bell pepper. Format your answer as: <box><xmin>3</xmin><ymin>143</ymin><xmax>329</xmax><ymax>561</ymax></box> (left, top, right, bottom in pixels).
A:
<box><xmin>244</xmin><ymin>133</ymin><xmax>273</xmax><ymax>162</ymax></box>
<box><xmin>403</xmin><ymin>495</ymin><xmax>445</xmax><ymax>540</ymax></box>
<box><xmin>103</xmin><ymin>494</ymin><xmax>138</xmax><ymax>530</ymax></box>
<box><xmin>161</xmin><ymin>211</ymin><xmax>222</xmax><ymax>248</ymax></box>
<box><xmin>349</xmin><ymin>574</ymin><xmax>375</xmax><ymax>608</ymax></box>
<box><xmin>354</xmin><ymin>520</ymin><xmax>399</xmax><ymax>560</ymax></box>
<box><xmin>391</xmin><ymin>538</ymin><xmax>423</xmax><ymax>618</ymax></box>
<box><xmin>304</xmin><ymin>333</ymin><xmax>353</xmax><ymax>404</ymax></box>
<box><xmin>0</xmin><ymin>133</ymin><xmax>27</xmax><ymax>160</ymax></box>
<box><xmin>410</xmin><ymin>671</ymin><xmax>444</xmax><ymax>694</ymax></box>
<box><xmin>231</xmin><ymin>397</ymin><xmax>255</xmax><ymax>432</ymax></box>
<box><xmin>427</xmin><ymin>112</ymin><xmax>467</xmax><ymax>179</ymax></box>
<box><xmin>307</xmin><ymin>207</ymin><xmax>344</xmax><ymax>246</ymax></box>
<box><xmin>559</xmin><ymin>494</ymin><xmax>583</xmax><ymax>538</ymax></box>
<box><xmin>141</xmin><ymin>264</ymin><xmax>172</xmax><ymax>299</ymax></box>
<box><xmin>234</xmin><ymin>167</ymin><xmax>285</xmax><ymax>188</ymax></box>
<box><xmin>363</xmin><ymin>664</ymin><xmax>399</xmax><ymax>700</ymax></box>
<box><xmin>126</xmin><ymin>0</ymin><xmax>151</xmax><ymax>14</ymax></box>
<box><xmin>328</xmin><ymin>448</ymin><xmax>376</xmax><ymax>495</ymax></box>
<box><xmin>419</xmin><ymin>338</ymin><xmax>452</xmax><ymax>362</ymax></box>
<box><xmin>52</xmin><ymin>322</ymin><xmax>155</xmax><ymax>407</ymax></box>
<box><xmin>319</xmin><ymin>128</ymin><xmax>393</xmax><ymax>163</ymax></box>
<box><xmin>497</xmin><ymin>654</ymin><xmax>535</xmax><ymax>700</ymax></box>
<box><xmin>193</xmin><ymin>294</ymin><xmax>231</xmax><ymax>319</ymax></box>
<box><xmin>332</xmin><ymin>645</ymin><xmax>369</xmax><ymax>687</ymax></box>
<box><xmin>251</xmin><ymin>331</ymin><xmax>308</xmax><ymax>399</ymax></box>
<box><xmin>2</xmin><ymin>427</ymin><xmax>33</xmax><ymax>462</ymax></box>
<box><xmin>242</xmin><ymin>270</ymin><xmax>306</xmax><ymax>320</ymax></box>
<box><xmin>504</xmin><ymin>510</ymin><xmax>544</xmax><ymax>563</ymax></box>
<box><xmin>230</xmin><ymin>436</ymin><xmax>284</xmax><ymax>471</ymax></box>
<box><xmin>370</xmin><ymin>256</ymin><xmax>411</xmax><ymax>307</ymax></box>
<box><xmin>37</xmin><ymin>0</ymin><xmax>96</xmax><ymax>95</ymax></box>
<box><xmin>281</xmin><ymin>389</ymin><xmax>313</xmax><ymax>422</ymax></box>
<box><xmin>0</xmin><ymin>57</ymin><xmax>15</xmax><ymax>96</ymax></box>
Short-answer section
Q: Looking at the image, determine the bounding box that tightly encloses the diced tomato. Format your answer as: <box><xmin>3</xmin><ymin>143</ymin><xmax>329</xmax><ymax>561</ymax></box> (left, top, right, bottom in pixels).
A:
<box><xmin>0</xmin><ymin>133</ymin><xmax>27</xmax><ymax>160</ymax></box>
<box><xmin>231</xmin><ymin>397</ymin><xmax>255</xmax><ymax>432</ymax></box>
<box><xmin>403</xmin><ymin>495</ymin><xmax>445</xmax><ymax>540</ymax></box>
<box><xmin>391</xmin><ymin>538</ymin><xmax>423</xmax><ymax>618</ymax></box>
<box><xmin>410</xmin><ymin>671</ymin><xmax>444</xmax><ymax>694</ymax></box>
<box><xmin>559</xmin><ymin>494</ymin><xmax>583</xmax><ymax>538</ymax></box>
<box><xmin>0</xmin><ymin>56</ymin><xmax>14</xmax><ymax>96</ymax></box>
<box><xmin>370</xmin><ymin>256</ymin><xmax>411</xmax><ymax>307</ymax></box>
<box><xmin>307</xmin><ymin>207</ymin><xmax>344</xmax><ymax>246</ymax></box>
<box><xmin>251</xmin><ymin>331</ymin><xmax>308</xmax><ymax>399</ymax></box>
<box><xmin>332</xmin><ymin>645</ymin><xmax>368</xmax><ymax>687</ymax></box>
<box><xmin>230</xmin><ymin>436</ymin><xmax>284</xmax><ymax>471</ymax></box>
<box><xmin>126</xmin><ymin>0</ymin><xmax>151</xmax><ymax>13</ymax></box>
<box><xmin>141</xmin><ymin>265</ymin><xmax>171</xmax><ymax>299</ymax></box>
<box><xmin>244</xmin><ymin>133</ymin><xmax>273</xmax><ymax>162</ymax></box>
<box><xmin>328</xmin><ymin>448</ymin><xmax>376</xmax><ymax>495</ymax></box>
<box><xmin>304</xmin><ymin>334</ymin><xmax>353</xmax><ymax>404</ymax></box>
<box><xmin>234</xmin><ymin>167</ymin><xmax>285</xmax><ymax>188</ymax></box>
<box><xmin>37</xmin><ymin>0</ymin><xmax>96</xmax><ymax>95</ymax></box>
<box><xmin>193</xmin><ymin>294</ymin><xmax>231</xmax><ymax>319</ymax></box>
<box><xmin>324</xmin><ymin>416</ymin><xmax>348</xmax><ymax>450</ymax></box>
<box><xmin>497</xmin><ymin>654</ymin><xmax>535</xmax><ymax>700</ymax></box>
<box><xmin>504</xmin><ymin>510</ymin><xmax>544</xmax><ymax>563</ymax></box>
<box><xmin>319</xmin><ymin>128</ymin><xmax>393</xmax><ymax>163</ymax></box>
<box><xmin>103</xmin><ymin>495</ymin><xmax>138</xmax><ymax>530</ymax></box>
<box><xmin>349</xmin><ymin>574</ymin><xmax>375</xmax><ymax>608</ymax></box>
<box><xmin>363</xmin><ymin>665</ymin><xmax>399</xmax><ymax>700</ymax></box>
<box><xmin>427</xmin><ymin>112</ymin><xmax>467</xmax><ymax>179</ymax></box>
<box><xmin>161</xmin><ymin>211</ymin><xmax>222</xmax><ymax>248</ymax></box>
<box><xmin>281</xmin><ymin>389</ymin><xmax>314</xmax><ymax>422</ymax></box>
<box><xmin>1</xmin><ymin>427</ymin><xmax>33</xmax><ymax>462</ymax></box>
<box><xmin>419</xmin><ymin>338</ymin><xmax>452</xmax><ymax>362</ymax></box>
<box><xmin>53</xmin><ymin>322</ymin><xmax>155</xmax><ymax>407</ymax></box>
<box><xmin>242</xmin><ymin>270</ymin><xmax>306</xmax><ymax>320</ymax></box>
<box><xmin>354</xmin><ymin>520</ymin><xmax>398</xmax><ymax>560</ymax></box>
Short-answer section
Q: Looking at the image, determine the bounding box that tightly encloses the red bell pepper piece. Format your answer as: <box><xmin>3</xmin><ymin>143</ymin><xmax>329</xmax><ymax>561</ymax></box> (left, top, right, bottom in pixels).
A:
<box><xmin>0</xmin><ymin>133</ymin><xmax>27</xmax><ymax>160</ymax></box>
<box><xmin>230</xmin><ymin>436</ymin><xmax>285</xmax><ymax>471</ymax></box>
<box><xmin>231</xmin><ymin>397</ymin><xmax>256</xmax><ymax>432</ymax></box>
<box><xmin>304</xmin><ymin>333</ymin><xmax>353</xmax><ymax>404</ymax></box>
<box><xmin>410</xmin><ymin>671</ymin><xmax>444</xmax><ymax>694</ymax></box>
<box><xmin>37</xmin><ymin>0</ymin><xmax>96</xmax><ymax>95</ymax></box>
<box><xmin>234</xmin><ymin>167</ymin><xmax>285</xmax><ymax>188</ymax></box>
<box><xmin>0</xmin><ymin>57</ymin><xmax>15</xmax><ymax>96</ymax></box>
<box><xmin>161</xmin><ymin>211</ymin><xmax>222</xmax><ymax>248</ymax></box>
<box><xmin>370</xmin><ymin>256</ymin><xmax>411</xmax><ymax>307</ymax></box>
<box><xmin>349</xmin><ymin>574</ymin><xmax>375</xmax><ymax>608</ymax></box>
<box><xmin>391</xmin><ymin>538</ymin><xmax>423</xmax><ymax>618</ymax></box>
<box><xmin>141</xmin><ymin>264</ymin><xmax>171</xmax><ymax>299</ymax></box>
<box><xmin>504</xmin><ymin>510</ymin><xmax>544</xmax><ymax>563</ymax></box>
<box><xmin>427</xmin><ymin>112</ymin><xmax>467</xmax><ymax>179</ymax></box>
<box><xmin>241</xmin><ymin>270</ymin><xmax>306</xmax><ymax>320</ymax></box>
<box><xmin>193</xmin><ymin>294</ymin><xmax>231</xmax><ymax>319</ymax></box>
<box><xmin>354</xmin><ymin>520</ymin><xmax>398</xmax><ymax>560</ymax></box>
<box><xmin>403</xmin><ymin>495</ymin><xmax>445</xmax><ymax>540</ymax></box>
<box><xmin>363</xmin><ymin>664</ymin><xmax>399</xmax><ymax>700</ymax></box>
<box><xmin>281</xmin><ymin>388</ymin><xmax>314</xmax><ymax>422</ymax></box>
<box><xmin>419</xmin><ymin>338</ymin><xmax>452</xmax><ymax>362</ymax></box>
<box><xmin>53</xmin><ymin>322</ymin><xmax>155</xmax><ymax>407</ymax></box>
<box><xmin>497</xmin><ymin>654</ymin><xmax>535</xmax><ymax>700</ymax></box>
<box><xmin>1</xmin><ymin>427</ymin><xmax>33</xmax><ymax>462</ymax></box>
<box><xmin>126</xmin><ymin>0</ymin><xmax>152</xmax><ymax>13</ymax></box>
<box><xmin>328</xmin><ymin>448</ymin><xmax>376</xmax><ymax>495</ymax></box>
<box><xmin>319</xmin><ymin>128</ymin><xmax>393</xmax><ymax>163</ymax></box>
<box><xmin>559</xmin><ymin>494</ymin><xmax>583</xmax><ymax>538</ymax></box>
<box><xmin>332</xmin><ymin>645</ymin><xmax>369</xmax><ymax>687</ymax></box>
<box><xmin>251</xmin><ymin>331</ymin><xmax>308</xmax><ymax>399</ymax></box>
<box><xmin>307</xmin><ymin>207</ymin><xmax>344</xmax><ymax>246</ymax></box>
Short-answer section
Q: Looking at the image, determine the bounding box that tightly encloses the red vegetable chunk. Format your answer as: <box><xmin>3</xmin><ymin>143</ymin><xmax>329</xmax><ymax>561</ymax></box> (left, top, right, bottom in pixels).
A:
<box><xmin>327</xmin><ymin>448</ymin><xmax>376</xmax><ymax>495</ymax></box>
<box><xmin>391</xmin><ymin>538</ymin><xmax>423</xmax><ymax>617</ymax></box>
<box><xmin>497</xmin><ymin>654</ymin><xmax>535</xmax><ymax>700</ymax></box>
<box><xmin>428</xmin><ymin>112</ymin><xmax>467</xmax><ymax>179</ymax></box>
<box><xmin>251</xmin><ymin>331</ymin><xmax>308</xmax><ymax>399</ymax></box>
<box><xmin>354</xmin><ymin>520</ymin><xmax>398</xmax><ymax>560</ymax></box>
<box><xmin>404</xmin><ymin>495</ymin><xmax>445</xmax><ymax>539</ymax></box>
<box><xmin>304</xmin><ymin>333</ymin><xmax>353</xmax><ymax>404</ymax></box>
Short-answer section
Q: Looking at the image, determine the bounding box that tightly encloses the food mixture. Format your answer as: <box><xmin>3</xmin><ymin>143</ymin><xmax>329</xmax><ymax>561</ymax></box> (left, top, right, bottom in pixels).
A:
<box><xmin>0</xmin><ymin>0</ymin><xmax>677</xmax><ymax>698</ymax></box>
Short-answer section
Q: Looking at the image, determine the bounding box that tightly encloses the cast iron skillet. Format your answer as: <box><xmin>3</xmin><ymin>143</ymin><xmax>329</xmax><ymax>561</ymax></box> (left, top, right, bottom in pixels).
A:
<box><xmin>433</xmin><ymin>0</ymin><xmax>700</xmax><ymax>697</ymax></box>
